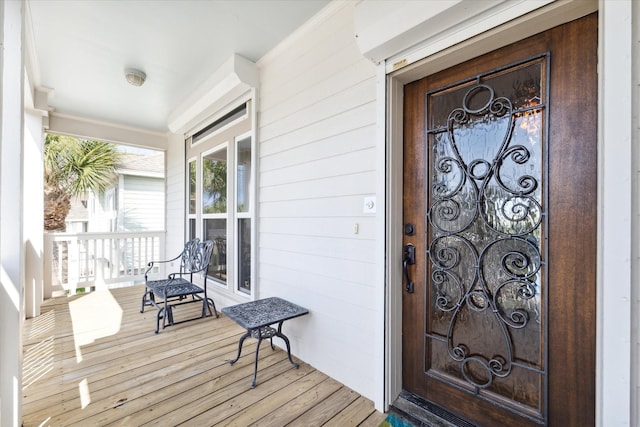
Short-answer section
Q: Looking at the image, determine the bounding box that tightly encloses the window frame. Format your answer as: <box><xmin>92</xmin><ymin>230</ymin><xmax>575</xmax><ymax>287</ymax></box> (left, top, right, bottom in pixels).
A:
<box><xmin>234</xmin><ymin>132</ymin><xmax>253</xmax><ymax>295</ymax></box>
<box><xmin>184</xmin><ymin>99</ymin><xmax>255</xmax><ymax>300</ymax></box>
<box><xmin>201</xmin><ymin>143</ymin><xmax>230</xmax><ymax>287</ymax></box>
<box><xmin>187</xmin><ymin>156</ymin><xmax>198</xmax><ymax>242</ymax></box>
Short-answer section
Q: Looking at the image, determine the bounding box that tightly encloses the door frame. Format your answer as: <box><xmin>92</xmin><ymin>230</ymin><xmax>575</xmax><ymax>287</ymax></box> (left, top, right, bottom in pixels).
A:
<box><xmin>379</xmin><ymin>1</ymin><xmax>634</xmax><ymax>425</ymax></box>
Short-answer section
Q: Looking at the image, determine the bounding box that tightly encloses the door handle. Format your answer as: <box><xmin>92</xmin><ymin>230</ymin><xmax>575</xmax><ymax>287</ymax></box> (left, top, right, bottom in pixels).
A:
<box><xmin>403</xmin><ymin>244</ymin><xmax>415</xmax><ymax>294</ymax></box>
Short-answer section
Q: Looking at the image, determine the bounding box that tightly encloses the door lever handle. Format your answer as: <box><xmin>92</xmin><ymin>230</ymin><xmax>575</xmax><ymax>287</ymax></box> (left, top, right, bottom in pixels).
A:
<box><xmin>403</xmin><ymin>244</ymin><xmax>415</xmax><ymax>293</ymax></box>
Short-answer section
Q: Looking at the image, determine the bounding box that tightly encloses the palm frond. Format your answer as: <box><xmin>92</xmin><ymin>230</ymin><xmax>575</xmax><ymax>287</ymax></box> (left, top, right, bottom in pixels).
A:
<box><xmin>45</xmin><ymin>134</ymin><xmax>122</xmax><ymax>198</ymax></box>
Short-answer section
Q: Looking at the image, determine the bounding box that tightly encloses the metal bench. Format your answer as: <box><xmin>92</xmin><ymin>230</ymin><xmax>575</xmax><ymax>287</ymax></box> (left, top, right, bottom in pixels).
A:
<box><xmin>141</xmin><ymin>238</ymin><xmax>219</xmax><ymax>333</ymax></box>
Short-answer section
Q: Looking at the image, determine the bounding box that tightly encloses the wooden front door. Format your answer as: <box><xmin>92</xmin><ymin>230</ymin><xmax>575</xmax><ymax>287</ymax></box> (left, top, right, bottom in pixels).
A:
<box><xmin>401</xmin><ymin>14</ymin><xmax>597</xmax><ymax>426</ymax></box>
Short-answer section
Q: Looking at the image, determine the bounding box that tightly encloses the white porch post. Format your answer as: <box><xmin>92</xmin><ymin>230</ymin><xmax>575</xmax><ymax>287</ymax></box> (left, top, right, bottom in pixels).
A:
<box><xmin>0</xmin><ymin>1</ymin><xmax>25</xmax><ymax>426</ymax></box>
<box><xmin>598</xmin><ymin>1</ymin><xmax>634</xmax><ymax>426</ymax></box>
<box><xmin>23</xmin><ymin>110</ymin><xmax>44</xmax><ymax>318</ymax></box>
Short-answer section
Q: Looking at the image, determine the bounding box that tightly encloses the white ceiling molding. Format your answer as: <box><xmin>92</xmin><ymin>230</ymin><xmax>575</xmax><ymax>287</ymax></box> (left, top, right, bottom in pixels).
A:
<box><xmin>167</xmin><ymin>54</ymin><xmax>259</xmax><ymax>134</ymax></box>
<box><xmin>49</xmin><ymin>112</ymin><xmax>168</xmax><ymax>150</ymax></box>
<box><xmin>34</xmin><ymin>87</ymin><xmax>53</xmax><ymax>113</ymax></box>
<box><xmin>24</xmin><ymin>86</ymin><xmax>53</xmax><ymax>130</ymax></box>
<box><xmin>23</xmin><ymin>0</ymin><xmax>41</xmax><ymax>89</ymax></box>
<box><xmin>354</xmin><ymin>0</ymin><xmax>555</xmax><ymax>69</ymax></box>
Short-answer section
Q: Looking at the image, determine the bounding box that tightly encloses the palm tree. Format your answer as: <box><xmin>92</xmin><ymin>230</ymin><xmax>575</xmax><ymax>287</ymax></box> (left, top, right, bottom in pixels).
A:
<box><xmin>44</xmin><ymin>134</ymin><xmax>123</xmax><ymax>231</ymax></box>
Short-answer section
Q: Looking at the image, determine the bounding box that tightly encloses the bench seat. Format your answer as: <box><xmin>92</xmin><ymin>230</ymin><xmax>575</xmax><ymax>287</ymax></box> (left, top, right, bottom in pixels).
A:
<box><xmin>141</xmin><ymin>239</ymin><xmax>219</xmax><ymax>333</ymax></box>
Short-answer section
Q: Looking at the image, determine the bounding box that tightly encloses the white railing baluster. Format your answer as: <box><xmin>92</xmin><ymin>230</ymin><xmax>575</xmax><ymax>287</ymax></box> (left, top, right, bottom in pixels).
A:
<box><xmin>43</xmin><ymin>231</ymin><xmax>165</xmax><ymax>296</ymax></box>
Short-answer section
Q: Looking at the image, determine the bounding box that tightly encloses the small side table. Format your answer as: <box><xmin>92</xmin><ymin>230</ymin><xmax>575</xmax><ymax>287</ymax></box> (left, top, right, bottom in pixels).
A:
<box><xmin>221</xmin><ymin>297</ymin><xmax>309</xmax><ymax>387</ymax></box>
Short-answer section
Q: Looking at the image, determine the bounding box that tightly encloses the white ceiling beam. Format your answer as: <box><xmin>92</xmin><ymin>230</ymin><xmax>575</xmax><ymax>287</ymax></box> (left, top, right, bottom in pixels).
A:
<box><xmin>353</xmin><ymin>0</ymin><xmax>556</xmax><ymax>68</ymax></box>
<box><xmin>167</xmin><ymin>54</ymin><xmax>258</xmax><ymax>134</ymax></box>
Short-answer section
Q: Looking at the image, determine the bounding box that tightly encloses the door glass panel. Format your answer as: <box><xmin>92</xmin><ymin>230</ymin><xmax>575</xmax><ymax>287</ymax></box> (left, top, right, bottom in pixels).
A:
<box><xmin>237</xmin><ymin>137</ymin><xmax>251</xmax><ymax>213</ymax></box>
<box><xmin>204</xmin><ymin>219</ymin><xmax>226</xmax><ymax>283</ymax></box>
<box><xmin>202</xmin><ymin>148</ymin><xmax>227</xmax><ymax>214</ymax></box>
<box><xmin>425</xmin><ymin>59</ymin><xmax>546</xmax><ymax>416</ymax></box>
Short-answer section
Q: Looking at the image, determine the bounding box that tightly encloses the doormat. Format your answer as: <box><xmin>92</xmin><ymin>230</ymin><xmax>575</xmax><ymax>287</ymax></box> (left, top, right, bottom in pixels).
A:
<box><xmin>379</xmin><ymin>412</ymin><xmax>416</xmax><ymax>427</ymax></box>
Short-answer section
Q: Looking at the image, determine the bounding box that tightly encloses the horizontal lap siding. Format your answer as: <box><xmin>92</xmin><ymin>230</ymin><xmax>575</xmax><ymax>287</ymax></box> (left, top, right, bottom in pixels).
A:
<box><xmin>257</xmin><ymin>2</ymin><xmax>377</xmax><ymax>400</ymax></box>
<box><xmin>636</xmin><ymin>13</ymin><xmax>640</xmax><ymax>420</ymax></box>
<box><xmin>165</xmin><ymin>134</ymin><xmax>185</xmax><ymax>256</ymax></box>
<box><xmin>122</xmin><ymin>176</ymin><xmax>165</xmax><ymax>231</ymax></box>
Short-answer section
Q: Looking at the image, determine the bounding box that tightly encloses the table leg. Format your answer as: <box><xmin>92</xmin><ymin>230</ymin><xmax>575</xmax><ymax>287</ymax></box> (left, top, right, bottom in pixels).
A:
<box><xmin>276</xmin><ymin>321</ymin><xmax>299</xmax><ymax>368</ymax></box>
<box><xmin>251</xmin><ymin>336</ymin><xmax>263</xmax><ymax>388</ymax></box>
<box><xmin>229</xmin><ymin>330</ymin><xmax>251</xmax><ymax>365</ymax></box>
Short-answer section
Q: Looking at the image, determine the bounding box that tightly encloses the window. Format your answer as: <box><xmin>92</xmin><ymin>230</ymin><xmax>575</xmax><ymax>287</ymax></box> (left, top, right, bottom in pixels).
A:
<box><xmin>202</xmin><ymin>146</ymin><xmax>228</xmax><ymax>282</ymax></box>
<box><xmin>188</xmin><ymin>160</ymin><xmax>197</xmax><ymax>240</ymax></box>
<box><xmin>185</xmin><ymin>101</ymin><xmax>254</xmax><ymax>296</ymax></box>
<box><xmin>236</xmin><ymin>136</ymin><xmax>252</xmax><ymax>293</ymax></box>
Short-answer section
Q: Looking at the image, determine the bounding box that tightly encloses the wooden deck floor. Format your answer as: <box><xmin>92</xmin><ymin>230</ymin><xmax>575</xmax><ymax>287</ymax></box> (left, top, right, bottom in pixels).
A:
<box><xmin>22</xmin><ymin>285</ymin><xmax>386</xmax><ymax>426</ymax></box>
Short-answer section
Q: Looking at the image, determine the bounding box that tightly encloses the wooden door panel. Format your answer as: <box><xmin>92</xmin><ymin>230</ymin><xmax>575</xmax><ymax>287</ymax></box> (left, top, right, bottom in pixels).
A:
<box><xmin>402</xmin><ymin>14</ymin><xmax>597</xmax><ymax>427</ymax></box>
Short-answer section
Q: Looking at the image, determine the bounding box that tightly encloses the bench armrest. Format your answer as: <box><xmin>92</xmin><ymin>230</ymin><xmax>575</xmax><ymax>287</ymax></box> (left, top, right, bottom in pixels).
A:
<box><xmin>144</xmin><ymin>252</ymin><xmax>183</xmax><ymax>279</ymax></box>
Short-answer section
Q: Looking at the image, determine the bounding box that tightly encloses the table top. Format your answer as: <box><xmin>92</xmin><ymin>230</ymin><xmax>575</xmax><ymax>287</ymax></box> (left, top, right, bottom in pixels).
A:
<box><xmin>221</xmin><ymin>297</ymin><xmax>309</xmax><ymax>330</ymax></box>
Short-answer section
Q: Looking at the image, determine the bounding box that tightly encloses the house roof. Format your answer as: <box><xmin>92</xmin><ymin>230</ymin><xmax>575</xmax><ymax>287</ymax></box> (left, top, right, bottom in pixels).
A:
<box><xmin>66</xmin><ymin>197</ymin><xmax>89</xmax><ymax>222</ymax></box>
<box><xmin>118</xmin><ymin>152</ymin><xmax>165</xmax><ymax>178</ymax></box>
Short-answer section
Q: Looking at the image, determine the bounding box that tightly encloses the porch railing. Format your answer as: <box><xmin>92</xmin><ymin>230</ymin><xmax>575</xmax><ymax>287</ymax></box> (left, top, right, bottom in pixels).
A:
<box><xmin>44</xmin><ymin>231</ymin><xmax>165</xmax><ymax>297</ymax></box>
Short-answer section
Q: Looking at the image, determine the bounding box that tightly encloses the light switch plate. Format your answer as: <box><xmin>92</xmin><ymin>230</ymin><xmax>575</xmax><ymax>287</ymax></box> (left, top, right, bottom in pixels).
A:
<box><xmin>363</xmin><ymin>196</ymin><xmax>376</xmax><ymax>213</ymax></box>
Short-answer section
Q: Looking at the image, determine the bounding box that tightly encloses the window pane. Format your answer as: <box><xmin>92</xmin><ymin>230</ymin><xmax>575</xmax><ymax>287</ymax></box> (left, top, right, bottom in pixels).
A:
<box><xmin>188</xmin><ymin>218</ymin><xmax>196</xmax><ymax>240</ymax></box>
<box><xmin>202</xmin><ymin>148</ymin><xmax>227</xmax><ymax>214</ymax></box>
<box><xmin>189</xmin><ymin>160</ymin><xmax>196</xmax><ymax>214</ymax></box>
<box><xmin>237</xmin><ymin>137</ymin><xmax>251</xmax><ymax>213</ymax></box>
<box><xmin>204</xmin><ymin>219</ymin><xmax>226</xmax><ymax>283</ymax></box>
<box><xmin>238</xmin><ymin>218</ymin><xmax>251</xmax><ymax>293</ymax></box>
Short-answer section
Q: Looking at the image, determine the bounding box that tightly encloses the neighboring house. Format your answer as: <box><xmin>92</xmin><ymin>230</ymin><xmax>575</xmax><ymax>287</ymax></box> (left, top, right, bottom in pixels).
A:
<box><xmin>65</xmin><ymin>197</ymin><xmax>88</xmax><ymax>233</ymax></box>
<box><xmin>65</xmin><ymin>152</ymin><xmax>165</xmax><ymax>232</ymax></box>
<box><xmin>61</xmin><ymin>152</ymin><xmax>164</xmax><ymax>290</ymax></box>
<box><xmin>84</xmin><ymin>152</ymin><xmax>165</xmax><ymax>232</ymax></box>
<box><xmin>3</xmin><ymin>1</ymin><xmax>639</xmax><ymax>427</ymax></box>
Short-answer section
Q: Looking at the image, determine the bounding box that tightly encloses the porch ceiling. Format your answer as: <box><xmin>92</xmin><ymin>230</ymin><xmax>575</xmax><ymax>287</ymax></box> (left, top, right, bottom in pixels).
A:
<box><xmin>25</xmin><ymin>0</ymin><xmax>329</xmax><ymax>133</ymax></box>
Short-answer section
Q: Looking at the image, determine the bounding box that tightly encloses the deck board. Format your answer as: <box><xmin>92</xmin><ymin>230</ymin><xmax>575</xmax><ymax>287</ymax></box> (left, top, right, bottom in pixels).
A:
<box><xmin>22</xmin><ymin>285</ymin><xmax>387</xmax><ymax>426</ymax></box>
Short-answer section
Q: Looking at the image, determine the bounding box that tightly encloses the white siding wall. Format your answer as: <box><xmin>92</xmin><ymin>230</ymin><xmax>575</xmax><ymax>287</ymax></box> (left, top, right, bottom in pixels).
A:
<box><xmin>122</xmin><ymin>176</ymin><xmax>165</xmax><ymax>231</ymax></box>
<box><xmin>165</xmin><ymin>134</ymin><xmax>186</xmax><ymax>259</ymax></box>
<box><xmin>632</xmin><ymin>1</ymin><xmax>640</xmax><ymax>423</ymax></box>
<box><xmin>87</xmin><ymin>190</ymin><xmax>115</xmax><ymax>232</ymax></box>
<box><xmin>257</xmin><ymin>2</ymin><xmax>378</xmax><ymax>400</ymax></box>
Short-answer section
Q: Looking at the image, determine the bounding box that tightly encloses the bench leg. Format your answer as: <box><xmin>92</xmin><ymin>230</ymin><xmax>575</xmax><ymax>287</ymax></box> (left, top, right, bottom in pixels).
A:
<box><xmin>206</xmin><ymin>297</ymin><xmax>219</xmax><ymax>318</ymax></box>
<box><xmin>166</xmin><ymin>305</ymin><xmax>174</xmax><ymax>326</ymax></box>
<box><xmin>155</xmin><ymin>307</ymin><xmax>164</xmax><ymax>334</ymax></box>
<box><xmin>141</xmin><ymin>289</ymin><xmax>155</xmax><ymax>313</ymax></box>
<box><xmin>201</xmin><ymin>299</ymin><xmax>208</xmax><ymax>318</ymax></box>
<box><xmin>201</xmin><ymin>297</ymin><xmax>219</xmax><ymax>318</ymax></box>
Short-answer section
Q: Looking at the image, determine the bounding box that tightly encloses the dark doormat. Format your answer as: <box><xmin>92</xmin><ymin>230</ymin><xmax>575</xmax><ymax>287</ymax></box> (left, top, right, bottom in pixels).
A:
<box><xmin>390</xmin><ymin>390</ymin><xmax>477</xmax><ymax>427</ymax></box>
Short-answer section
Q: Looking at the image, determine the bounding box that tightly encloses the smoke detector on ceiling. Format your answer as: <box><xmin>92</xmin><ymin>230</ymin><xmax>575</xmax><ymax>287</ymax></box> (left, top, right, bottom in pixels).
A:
<box><xmin>124</xmin><ymin>68</ymin><xmax>146</xmax><ymax>87</ymax></box>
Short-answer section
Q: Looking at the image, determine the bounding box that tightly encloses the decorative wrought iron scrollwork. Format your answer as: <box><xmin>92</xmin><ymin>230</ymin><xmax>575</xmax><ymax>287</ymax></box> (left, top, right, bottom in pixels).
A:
<box><xmin>426</xmin><ymin>73</ymin><xmax>545</xmax><ymax>398</ymax></box>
